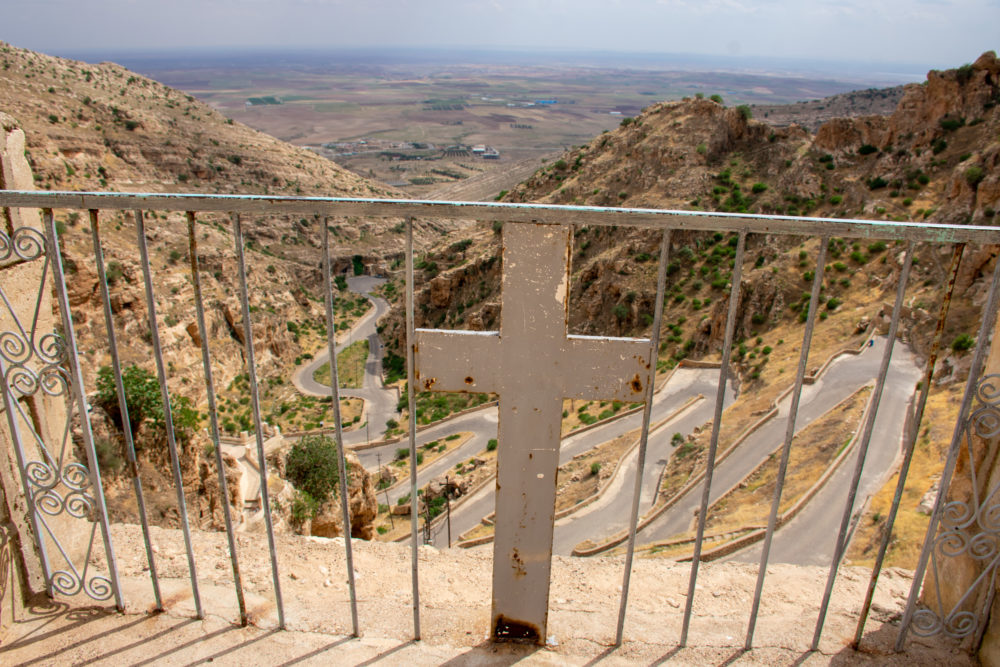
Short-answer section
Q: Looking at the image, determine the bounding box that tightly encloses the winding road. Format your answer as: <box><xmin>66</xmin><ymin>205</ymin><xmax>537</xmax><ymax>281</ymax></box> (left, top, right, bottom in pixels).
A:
<box><xmin>291</xmin><ymin>275</ymin><xmax>398</xmax><ymax>446</ymax></box>
<box><xmin>288</xmin><ymin>283</ymin><xmax>922</xmax><ymax>563</ymax></box>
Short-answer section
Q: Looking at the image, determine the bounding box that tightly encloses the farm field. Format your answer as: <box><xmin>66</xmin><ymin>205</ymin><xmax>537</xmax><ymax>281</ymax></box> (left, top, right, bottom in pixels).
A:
<box><xmin>126</xmin><ymin>49</ymin><xmax>915</xmax><ymax>199</ymax></box>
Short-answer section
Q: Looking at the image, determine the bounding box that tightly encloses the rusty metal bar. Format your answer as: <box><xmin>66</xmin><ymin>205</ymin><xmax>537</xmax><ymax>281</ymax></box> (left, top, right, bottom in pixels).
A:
<box><xmin>186</xmin><ymin>211</ymin><xmax>247</xmax><ymax>625</ymax></box>
<box><xmin>853</xmin><ymin>243</ymin><xmax>963</xmax><ymax>648</ymax></box>
<box><xmin>897</xmin><ymin>253</ymin><xmax>1000</xmax><ymax>651</ymax></box>
<box><xmin>231</xmin><ymin>213</ymin><xmax>285</xmax><ymax>629</ymax></box>
<box><xmin>680</xmin><ymin>229</ymin><xmax>746</xmax><ymax>647</ymax></box>
<box><xmin>89</xmin><ymin>209</ymin><xmax>161</xmax><ymax>611</ymax></box>
<box><xmin>1</xmin><ymin>190</ymin><xmax>999</xmax><ymax>245</ymax></box>
<box><xmin>745</xmin><ymin>235</ymin><xmax>829</xmax><ymax>649</ymax></box>
<box><xmin>405</xmin><ymin>215</ymin><xmax>421</xmax><ymax>640</ymax></box>
<box><xmin>134</xmin><ymin>209</ymin><xmax>201</xmax><ymax>618</ymax></box>
<box><xmin>615</xmin><ymin>229</ymin><xmax>671</xmax><ymax>646</ymax></box>
<box><xmin>812</xmin><ymin>241</ymin><xmax>915</xmax><ymax>650</ymax></box>
<box><xmin>321</xmin><ymin>216</ymin><xmax>360</xmax><ymax>637</ymax></box>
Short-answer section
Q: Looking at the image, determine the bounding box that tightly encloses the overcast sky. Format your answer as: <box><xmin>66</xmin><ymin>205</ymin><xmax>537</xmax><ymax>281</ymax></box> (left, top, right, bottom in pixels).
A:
<box><xmin>3</xmin><ymin>0</ymin><xmax>997</xmax><ymax>71</ymax></box>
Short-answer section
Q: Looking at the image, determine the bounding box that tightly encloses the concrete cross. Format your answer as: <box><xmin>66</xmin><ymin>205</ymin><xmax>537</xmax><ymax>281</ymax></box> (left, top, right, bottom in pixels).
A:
<box><xmin>415</xmin><ymin>222</ymin><xmax>652</xmax><ymax>642</ymax></box>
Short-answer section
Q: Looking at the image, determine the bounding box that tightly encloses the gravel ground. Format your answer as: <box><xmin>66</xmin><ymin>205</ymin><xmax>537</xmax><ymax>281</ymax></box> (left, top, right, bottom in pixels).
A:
<box><xmin>0</xmin><ymin>522</ymin><xmax>972</xmax><ymax>665</ymax></box>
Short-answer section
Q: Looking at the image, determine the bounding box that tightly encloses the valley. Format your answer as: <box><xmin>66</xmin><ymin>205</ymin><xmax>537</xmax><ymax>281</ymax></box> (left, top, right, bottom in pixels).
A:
<box><xmin>2</xmin><ymin>41</ymin><xmax>999</xmax><ymax>576</ymax></box>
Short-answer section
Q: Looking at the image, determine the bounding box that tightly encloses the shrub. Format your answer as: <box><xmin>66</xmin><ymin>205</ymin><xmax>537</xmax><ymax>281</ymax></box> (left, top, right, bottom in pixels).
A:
<box><xmin>590</xmin><ymin>462</ymin><xmax>602</xmax><ymax>476</ymax></box>
<box><xmin>867</xmin><ymin>177</ymin><xmax>888</xmax><ymax>190</ymax></box>
<box><xmin>939</xmin><ymin>116</ymin><xmax>965</xmax><ymax>132</ymax></box>
<box><xmin>751</xmin><ymin>182</ymin><xmax>767</xmax><ymax>194</ymax></box>
<box><xmin>868</xmin><ymin>241</ymin><xmax>887</xmax><ymax>253</ymax></box>
<box><xmin>736</xmin><ymin>105</ymin><xmax>752</xmax><ymax>120</ymax></box>
<box><xmin>709</xmin><ymin>94</ymin><xmax>724</xmax><ymax>104</ymax></box>
<box><xmin>965</xmin><ymin>167</ymin><xmax>985</xmax><ymax>188</ymax></box>
<box><xmin>858</xmin><ymin>144</ymin><xmax>878</xmax><ymax>155</ymax></box>
<box><xmin>952</xmin><ymin>334</ymin><xmax>975</xmax><ymax>352</ymax></box>
<box><xmin>932</xmin><ymin>138</ymin><xmax>948</xmax><ymax>155</ymax></box>
<box><xmin>287</xmin><ymin>435</ymin><xmax>340</xmax><ymax>505</ymax></box>
<box><xmin>290</xmin><ymin>490</ymin><xmax>319</xmax><ymax>526</ymax></box>
<box><xmin>395</xmin><ymin>447</ymin><xmax>410</xmax><ymax>460</ymax></box>
<box><xmin>487</xmin><ymin>438</ymin><xmax>498</xmax><ymax>451</ymax></box>
<box><xmin>95</xmin><ymin>365</ymin><xmax>198</xmax><ymax>445</ymax></box>
<box><xmin>671</xmin><ymin>432</ymin><xmax>685</xmax><ymax>446</ymax></box>
<box><xmin>826</xmin><ymin>297</ymin><xmax>842</xmax><ymax>310</ymax></box>
<box><xmin>829</xmin><ymin>195</ymin><xmax>843</xmax><ymax>205</ymax></box>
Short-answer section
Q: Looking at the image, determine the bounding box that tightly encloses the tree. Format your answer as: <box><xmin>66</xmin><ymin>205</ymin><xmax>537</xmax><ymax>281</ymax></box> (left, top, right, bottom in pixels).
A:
<box><xmin>95</xmin><ymin>364</ymin><xmax>199</xmax><ymax>449</ymax></box>
<box><xmin>285</xmin><ymin>435</ymin><xmax>341</xmax><ymax>504</ymax></box>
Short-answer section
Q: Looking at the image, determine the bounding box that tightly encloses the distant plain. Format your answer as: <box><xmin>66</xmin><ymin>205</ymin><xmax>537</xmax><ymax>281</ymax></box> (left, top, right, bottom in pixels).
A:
<box><xmin>118</xmin><ymin>49</ymin><xmax>920</xmax><ymax>198</ymax></box>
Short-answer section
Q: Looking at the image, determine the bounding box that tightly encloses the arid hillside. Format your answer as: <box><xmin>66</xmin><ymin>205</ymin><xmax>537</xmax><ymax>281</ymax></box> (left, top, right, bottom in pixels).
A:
<box><xmin>379</xmin><ymin>53</ymin><xmax>999</xmax><ymax>353</ymax></box>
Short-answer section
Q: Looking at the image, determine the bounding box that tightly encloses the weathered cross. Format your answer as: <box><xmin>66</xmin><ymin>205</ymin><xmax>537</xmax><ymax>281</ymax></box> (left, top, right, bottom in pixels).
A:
<box><xmin>415</xmin><ymin>223</ymin><xmax>652</xmax><ymax>642</ymax></box>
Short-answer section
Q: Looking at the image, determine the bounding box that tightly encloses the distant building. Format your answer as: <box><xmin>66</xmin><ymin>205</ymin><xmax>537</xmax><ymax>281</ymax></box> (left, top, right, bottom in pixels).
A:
<box><xmin>535</xmin><ymin>100</ymin><xmax>558</xmax><ymax>105</ymax></box>
<box><xmin>472</xmin><ymin>145</ymin><xmax>487</xmax><ymax>154</ymax></box>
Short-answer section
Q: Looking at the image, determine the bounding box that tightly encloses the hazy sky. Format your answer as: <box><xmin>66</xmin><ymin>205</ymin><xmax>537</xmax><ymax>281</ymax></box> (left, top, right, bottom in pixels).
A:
<box><xmin>3</xmin><ymin>0</ymin><xmax>998</xmax><ymax>70</ymax></box>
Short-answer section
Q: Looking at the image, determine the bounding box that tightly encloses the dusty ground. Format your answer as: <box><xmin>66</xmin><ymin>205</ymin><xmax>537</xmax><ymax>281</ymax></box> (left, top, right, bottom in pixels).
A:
<box><xmin>0</xmin><ymin>523</ymin><xmax>973</xmax><ymax>666</ymax></box>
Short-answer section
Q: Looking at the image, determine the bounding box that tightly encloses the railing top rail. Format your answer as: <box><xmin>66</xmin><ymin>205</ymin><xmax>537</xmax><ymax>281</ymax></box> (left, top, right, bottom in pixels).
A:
<box><xmin>2</xmin><ymin>189</ymin><xmax>998</xmax><ymax>244</ymax></box>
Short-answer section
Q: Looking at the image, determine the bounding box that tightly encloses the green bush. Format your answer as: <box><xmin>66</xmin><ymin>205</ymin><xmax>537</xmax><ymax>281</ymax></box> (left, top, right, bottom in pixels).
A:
<box><xmin>590</xmin><ymin>462</ymin><xmax>602</xmax><ymax>476</ymax></box>
<box><xmin>736</xmin><ymin>105</ymin><xmax>752</xmax><ymax>120</ymax></box>
<box><xmin>286</xmin><ymin>435</ymin><xmax>341</xmax><ymax>504</ymax></box>
<box><xmin>751</xmin><ymin>182</ymin><xmax>767</xmax><ymax>194</ymax></box>
<box><xmin>96</xmin><ymin>365</ymin><xmax>198</xmax><ymax>446</ymax></box>
<box><xmin>487</xmin><ymin>438</ymin><xmax>498</xmax><ymax>451</ymax></box>
<box><xmin>858</xmin><ymin>144</ymin><xmax>878</xmax><ymax>155</ymax></box>
<box><xmin>939</xmin><ymin>116</ymin><xmax>965</xmax><ymax>132</ymax></box>
<box><xmin>709</xmin><ymin>94</ymin><xmax>723</xmax><ymax>104</ymax></box>
<box><xmin>965</xmin><ymin>167</ymin><xmax>985</xmax><ymax>187</ymax></box>
<box><xmin>290</xmin><ymin>490</ymin><xmax>319</xmax><ymax>526</ymax></box>
<box><xmin>952</xmin><ymin>334</ymin><xmax>975</xmax><ymax>352</ymax></box>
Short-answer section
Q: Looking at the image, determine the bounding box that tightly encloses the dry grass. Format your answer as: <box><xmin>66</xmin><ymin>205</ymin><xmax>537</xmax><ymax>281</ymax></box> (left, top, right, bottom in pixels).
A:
<box><xmin>705</xmin><ymin>385</ymin><xmax>871</xmax><ymax>534</ymax></box>
<box><xmin>847</xmin><ymin>382</ymin><xmax>963</xmax><ymax>568</ymax></box>
<box><xmin>312</xmin><ymin>339</ymin><xmax>369</xmax><ymax>388</ymax></box>
<box><xmin>555</xmin><ymin>429</ymin><xmax>638</xmax><ymax>512</ymax></box>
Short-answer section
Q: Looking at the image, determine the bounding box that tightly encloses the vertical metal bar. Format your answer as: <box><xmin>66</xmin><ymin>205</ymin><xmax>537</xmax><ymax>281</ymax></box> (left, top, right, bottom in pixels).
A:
<box><xmin>135</xmin><ymin>209</ymin><xmax>202</xmax><ymax>618</ymax></box>
<box><xmin>44</xmin><ymin>209</ymin><xmax>124</xmax><ymax>610</ymax></box>
<box><xmin>615</xmin><ymin>228</ymin><xmax>671</xmax><ymax>646</ymax></box>
<box><xmin>90</xmin><ymin>209</ymin><xmax>161</xmax><ymax>610</ymax></box>
<box><xmin>680</xmin><ymin>229</ymin><xmax>746</xmax><ymax>647</ymax></box>
<box><xmin>812</xmin><ymin>242</ymin><xmax>915</xmax><ymax>650</ymax></box>
<box><xmin>745</xmin><ymin>235</ymin><xmax>829</xmax><ymax>649</ymax></box>
<box><xmin>853</xmin><ymin>243</ymin><xmax>963</xmax><ymax>648</ymax></box>
<box><xmin>186</xmin><ymin>211</ymin><xmax>246</xmax><ymax>626</ymax></box>
<box><xmin>321</xmin><ymin>216</ymin><xmax>359</xmax><ymax>637</ymax></box>
<box><xmin>896</xmin><ymin>253</ymin><xmax>1000</xmax><ymax>651</ymax></box>
<box><xmin>231</xmin><ymin>213</ymin><xmax>285</xmax><ymax>629</ymax></box>
<box><xmin>405</xmin><ymin>216</ymin><xmax>421</xmax><ymax>640</ymax></box>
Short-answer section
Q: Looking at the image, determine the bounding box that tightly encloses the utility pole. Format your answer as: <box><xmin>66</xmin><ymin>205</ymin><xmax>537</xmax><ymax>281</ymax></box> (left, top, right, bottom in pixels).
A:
<box><xmin>423</xmin><ymin>490</ymin><xmax>432</xmax><ymax>545</ymax></box>
<box><xmin>377</xmin><ymin>452</ymin><xmax>393</xmax><ymax>529</ymax></box>
<box><xmin>445</xmin><ymin>475</ymin><xmax>452</xmax><ymax>548</ymax></box>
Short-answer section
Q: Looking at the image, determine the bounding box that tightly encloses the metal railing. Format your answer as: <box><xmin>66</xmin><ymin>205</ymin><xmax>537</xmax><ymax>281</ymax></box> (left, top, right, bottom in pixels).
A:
<box><xmin>2</xmin><ymin>189</ymin><xmax>1000</xmax><ymax>652</ymax></box>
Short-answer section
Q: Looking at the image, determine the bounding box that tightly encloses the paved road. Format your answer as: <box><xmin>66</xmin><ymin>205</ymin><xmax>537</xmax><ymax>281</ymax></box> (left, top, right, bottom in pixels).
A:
<box><xmin>360</xmin><ymin>408</ymin><xmax>499</xmax><ymax>506</ymax></box>
<box><xmin>428</xmin><ymin>368</ymin><xmax>734</xmax><ymax>549</ymax></box>
<box><xmin>291</xmin><ymin>275</ymin><xmax>398</xmax><ymax>446</ymax></box>
<box><xmin>638</xmin><ymin>337</ymin><xmax>918</xmax><ymax>546</ymax></box>
<box><xmin>729</xmin><ymin>342</ymin><xmax>921</xmax><ymax>566</ymax></box>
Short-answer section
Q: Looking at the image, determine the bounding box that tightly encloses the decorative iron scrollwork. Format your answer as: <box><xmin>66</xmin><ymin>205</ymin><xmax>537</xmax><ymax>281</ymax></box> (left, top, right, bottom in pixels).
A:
<box><xmin>0</xmin><ymin>223</ymin><xmax>115</xmax><ymax>603</ymax></box>
<box><xmin>911</xmin><ymin>373</ymin><xmax>1000</xmax><ymax>640</ymax></box>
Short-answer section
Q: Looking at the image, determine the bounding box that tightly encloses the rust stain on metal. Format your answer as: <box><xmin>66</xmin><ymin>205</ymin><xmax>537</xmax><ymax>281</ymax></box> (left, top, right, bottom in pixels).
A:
<box><xmin>422</xmin><ymin>377</ymin><xmax>437</xmax><ymax>390</ymax></box>
<box><xmin>630</xmin><ymin>374</ymin><xmax>643</xmax><ymax>393</ymax></box>
<box><xmin>464</xmin><ymin>376</ymin><xmax>474</xmax><ymax>385</ymax></box>
<box><xmin>511</xmin><ymin>548</ymin><xmax>527</xmax><ymax>579</ymax></box>
<box><xmin>493</xmin><ymin>615</ymin><xmax>540</xmax><ymax>643</ymax></box>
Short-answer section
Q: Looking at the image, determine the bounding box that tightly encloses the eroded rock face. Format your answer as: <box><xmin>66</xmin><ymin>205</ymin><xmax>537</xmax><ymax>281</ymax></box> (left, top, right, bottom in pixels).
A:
<box><xmin>197</xmin><ymin>451</ymin><xmax>244</xmax><ymax>531</ymax></box>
